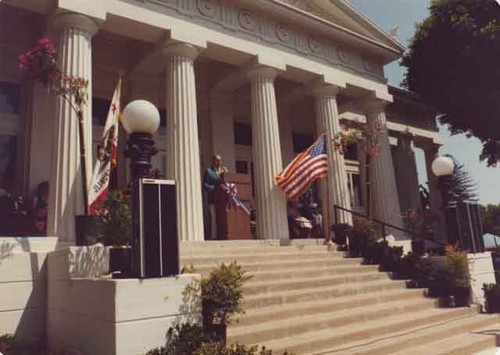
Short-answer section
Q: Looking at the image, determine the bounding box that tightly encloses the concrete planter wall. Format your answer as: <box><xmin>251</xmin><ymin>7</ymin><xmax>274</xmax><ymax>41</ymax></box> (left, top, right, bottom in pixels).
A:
<box><xmin>47</xmin><ymin>246</ymin><xmax>201</xmax><ymax>355</ymax></box>
<box><xmin>0</xmin><ymin>237</ymin><xmax>61</xmax><ymax>341</ymax></box>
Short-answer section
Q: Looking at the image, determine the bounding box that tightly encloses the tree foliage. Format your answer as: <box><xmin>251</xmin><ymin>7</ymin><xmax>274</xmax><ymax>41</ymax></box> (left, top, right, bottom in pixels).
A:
<box><xmin>481</xmin><ymin>203</ymin><xmax>500</xmax><ymax>236</ymax></box>
<box><xmin>402</xmin><ymin>0</ymin><xmax>500</xmax><ymax>166</ymax></box>
<box><xmin>437</xmin><ymin>156</ymin><xmax>478</xmax><ymax>206</ymax></box>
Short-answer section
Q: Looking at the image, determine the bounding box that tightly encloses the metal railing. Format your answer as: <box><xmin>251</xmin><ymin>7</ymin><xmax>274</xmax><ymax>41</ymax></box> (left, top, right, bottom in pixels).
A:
<box><xmin>333</xmin><ymin>205</ymin><xmax>447</xmax><ymax>247</ymax></box>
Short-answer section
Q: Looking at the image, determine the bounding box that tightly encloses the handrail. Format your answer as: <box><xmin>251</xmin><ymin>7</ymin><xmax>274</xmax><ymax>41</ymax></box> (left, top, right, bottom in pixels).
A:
<box><xmin>333</xmin><ymin>205</ymin><xmax>447</xmax><ymax>247</ymax></box>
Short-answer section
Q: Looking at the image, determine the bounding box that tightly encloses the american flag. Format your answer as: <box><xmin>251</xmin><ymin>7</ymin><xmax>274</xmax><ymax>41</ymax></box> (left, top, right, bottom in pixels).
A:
<box><xmin>276</xmin><ymin>135</ymin><xmax>328</xmax><ymax>201</ymax></box>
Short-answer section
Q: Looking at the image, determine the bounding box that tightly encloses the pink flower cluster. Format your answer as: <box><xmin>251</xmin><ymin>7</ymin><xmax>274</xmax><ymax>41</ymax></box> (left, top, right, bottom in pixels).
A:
<box><xmin>362</xmin><ymin>122</ymin><xmax>382</xmax><ymax>157</ymax></box>
<box><xmin>18</xmin><ymin>38</ymin><xmax>59</xmax><ymax>87</ymax></box>
<box><xmin>333</xmin><ymin>123</ymin><xmax>361</xmax><ymax>155</ymax></box>
<box><xmin>19</xmin><ymin>38</ymin><xmax>89</xmax><ymax>110</ymax></box>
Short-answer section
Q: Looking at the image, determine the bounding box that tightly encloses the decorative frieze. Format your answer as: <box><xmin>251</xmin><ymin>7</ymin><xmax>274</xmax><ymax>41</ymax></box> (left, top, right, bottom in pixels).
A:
<box><xmin>136</xmin><ymin>0</ymin><xmax>384</xmax><ymax>81</ymax></box>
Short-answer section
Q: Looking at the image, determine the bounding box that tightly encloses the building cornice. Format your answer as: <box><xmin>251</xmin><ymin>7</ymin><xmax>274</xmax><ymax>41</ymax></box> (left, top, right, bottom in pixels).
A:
<box><xmin>254</xmin><ymin>0</ymin><xmax>405</xmax><ymax>63</ymax></box>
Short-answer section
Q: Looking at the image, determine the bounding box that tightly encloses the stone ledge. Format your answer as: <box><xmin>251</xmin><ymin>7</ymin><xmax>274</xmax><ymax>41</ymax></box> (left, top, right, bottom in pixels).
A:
<box><xmin>46</xmin><ymin>246</ymin><xmax>202</xmax><ymax>355</ymax></box>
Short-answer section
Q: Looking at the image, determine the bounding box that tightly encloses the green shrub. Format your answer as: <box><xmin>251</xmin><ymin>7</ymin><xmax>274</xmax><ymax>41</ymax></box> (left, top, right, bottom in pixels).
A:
<box><xmin>482</xmin><ymin>283</ymin><xmax>500</xmax><ymax>313</ymax></box>
<box><xmin>164</xmin><ymin>323</ymin><xmax>206</xmax><ymax>355</ymax></box>
<box><xmin>99</xmin><ymin>190</ymin><xmax>132</xmax><ymax>246</ymax></box>
<box><xmin>201</xmin><ymin>262</ymin><xmax>252</xmax><ymax>326</ymax></box>
<box><xmin>444</xmin><ymin>246</ymin><xmax>470</xmax><ymax>288</ymax></box>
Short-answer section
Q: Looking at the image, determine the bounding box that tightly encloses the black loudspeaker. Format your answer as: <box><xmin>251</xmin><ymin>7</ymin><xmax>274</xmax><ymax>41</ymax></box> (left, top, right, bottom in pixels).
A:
<box><xmin>131</xmin><ymin>179</ymin><xmax>179</xmax><ymax>278</ymax></box>
<box><xmin>444</xmin><ymin>202</ymin><xmax>485</xmax><ymax>253</ymax></box>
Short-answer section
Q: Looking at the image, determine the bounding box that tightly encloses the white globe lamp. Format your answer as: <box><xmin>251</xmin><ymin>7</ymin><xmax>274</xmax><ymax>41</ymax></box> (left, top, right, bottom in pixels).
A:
<box><xmin>122</xmin><ymin>100</ymin><xmax>160</xmax><ymax>183</ymax></box>
<box><xmin>122</xmin><ymin>100</ymin><xmax>160</xmax><ymax>135</ymax></box>
<box><xmin>431</xmin><ymin>156</ymin><xmax>454</xmax><ymax>177</ymax></box>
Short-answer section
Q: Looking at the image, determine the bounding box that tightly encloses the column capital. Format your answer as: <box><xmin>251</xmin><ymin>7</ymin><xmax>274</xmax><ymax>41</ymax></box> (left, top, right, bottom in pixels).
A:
<box><xmin>247</xmin><ymin>65</ymin><xmax>279</xmax><ymax>81</ymax></box>
<box><xmin>361</xmin><ymin>99</ymin><xmax>390</xmax><ymax>115</ymax></box>
<box><xmin>312</xmin><ymin>84</ymin><xmax>340</xmax><ymax>97</ymax></box>
<box><xmin>50</xmin><ymin>12</ymin><xmax>100</xmax><ymax>37</ymax></box>
<box><xmin>163</xmin><ymin>42</ymin><xmax>200</xmax><ymax>61</ymax></box>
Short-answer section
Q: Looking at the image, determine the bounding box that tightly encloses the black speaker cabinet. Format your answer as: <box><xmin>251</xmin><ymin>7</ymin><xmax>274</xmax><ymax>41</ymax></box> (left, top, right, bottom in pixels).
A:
<box><xmin>131</xmin><ymin>179</ymin><xmax>179</xmax><ymax>278</ymax></box>
<box><xmin>444</xmin><ymin>202</ymin><xmax>485</xmax><ymax>253</ymax></box>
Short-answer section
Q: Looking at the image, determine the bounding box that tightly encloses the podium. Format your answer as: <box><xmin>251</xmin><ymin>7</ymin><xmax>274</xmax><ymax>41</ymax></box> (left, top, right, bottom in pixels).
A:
<box><xmin>225</xmin><ymin>172</ymin><xmax>252</xmax><ymax>240</ymax></box>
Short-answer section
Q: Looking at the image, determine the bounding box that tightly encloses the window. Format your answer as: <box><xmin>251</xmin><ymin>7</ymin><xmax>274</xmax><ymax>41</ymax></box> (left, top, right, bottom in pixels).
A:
<box><xmin>235</xmin><ymin>160</ymin><xmax>248</xmax><ymax>174</ymax></box>
<box><xmin>347</xmin><ymin>172</ymin><xmax>362</xmax><ymax>208</ymax></box>
<box><xmin>0</xmin><ymin>134</ymin><xmax>17</xmax><ymax>189</ymax></box>
<box><xmin>344</xmin><ymin>143</ymin><xmax>358</xmax><ymax>161</ymax></box>
<box><xmin>234</xmin><ymin>123</ymin><xmax>252</xmax><ymax>146</ymax></box>
<box><xmin>292</xmin><ymin>133</ymin><xmax>314</xmax><ymax>153</ymax></box>
<box><xmin>0</xmin><ymin>82</ymin><xmax>21</xmax><ymax>114</ymax></box>
<box><xmin>92</xmin><ymin>98</ymin><xmax>111</xmax><ymax>125</ymax></box>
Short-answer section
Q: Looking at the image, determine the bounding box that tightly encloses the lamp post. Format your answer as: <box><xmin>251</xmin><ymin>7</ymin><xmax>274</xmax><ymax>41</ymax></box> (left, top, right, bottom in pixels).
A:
<box><xmin>122</xmin><ymin>100</ymin><xmax>160</xmax><ymax>181</ymax></box>
<box><xmin>432</xmin><ymin>155</ymin><xmax>455</xmax><ymax>247</ymax></box>
<box><xmin>431</xmin><ymin>156</ymin><xmax>455</xmax><ymax>179</ymax></box>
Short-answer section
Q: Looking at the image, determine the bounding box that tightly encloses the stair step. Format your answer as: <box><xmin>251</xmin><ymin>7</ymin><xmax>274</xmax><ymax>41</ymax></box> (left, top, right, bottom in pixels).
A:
<box><xmin>235</xmin><ymin>288</ymin><xmax>428</xmax><ymax>327</ymax></box>
<box><xmin>243</xmin><ymin>272</ymin><xmax>390</xmax><ymax>296</ymax></box>
<box><xmin>228</xmin><ymin>297</ymin><xmax>437</xmax><ymax>345</ymax></box>
<box><xmin>319</xmin><ymin>312</ymin><xmax>498</xmax><ymax>354</ymax></box>
<box><xmin>181</xmin><ymin>250</ymin><xmax>342</xmax><ymax>265</ymax></box>
<box><xmin>260</xmin><ymin>307</ymin><xmax>476</xmax><ymax>354</ymax></box>
<box><xmin>181</xmin><ymin>244</ymin><xmax>333</xmax><ymax>257</ymax></box>
<box><xmin>392</xmin><ymin>323</ymin><xmax>500</xmax><ymax>355</ymax></box>
<box><xmin>181</xmin><ymin>256</ymin><xmax>363</xmax><ymax>274</ymax></box>
<box><xmin>245</xmin><ymin>264</ymin><xmax>380</xmax><ymax>282</ymax></box>
<box><xmin>243</xmin><ymin>279</ymin><xmax>408</xmax><ymax>310</ymax></box>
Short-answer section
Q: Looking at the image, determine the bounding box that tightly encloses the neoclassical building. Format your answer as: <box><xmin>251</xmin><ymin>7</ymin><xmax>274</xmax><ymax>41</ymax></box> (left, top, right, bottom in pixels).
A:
<box><xmin>0</xmin><ymin>0</ymin><xmax>444</xmax><ymax>243</ymax></box>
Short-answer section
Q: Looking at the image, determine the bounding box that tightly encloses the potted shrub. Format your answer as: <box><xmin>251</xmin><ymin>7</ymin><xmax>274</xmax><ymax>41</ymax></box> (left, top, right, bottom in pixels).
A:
<box><xmin>348</xmin><ymin>217</ymin><xmax>376</xmax><ymax>258</ymax></box>
<box><xmin>444</xmin><ymin>245</ymin><xmax>471</xmax><ymax>307</ymax></box>
<box><xmin>331</xmin><ymin>223</ymin><xmax>352</xmax><ymax>249</ymax></box>
<box><xmin>427</xmin><ymin>267</ymin><xmax>449</xmax><ymax>298</ymax></box>
<box><xmin>483</xmin><ymin>283</ymin><xmax>500</xmax><ymax>313</ymax></box>
<box><xmin>379</xmin><ymin>245</ymin><xmax>403</xmax><ymax>272</ymax></box>
<box><xmin>201</xmin><ymin>262</ymin><xmax>252</xmax><ymax>344</ymax></box>
<box><xmin>398</xmin><ymin>252</ymin><xmax>422</xmax><ymax>280</ymax></box>
<box><xmin>99</xmin><ymin>190</ymin><xmax>132</xmax><ymax>275</ymax></box>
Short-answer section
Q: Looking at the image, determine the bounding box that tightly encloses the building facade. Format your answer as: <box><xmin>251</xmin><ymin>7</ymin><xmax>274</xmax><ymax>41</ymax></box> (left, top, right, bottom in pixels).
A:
<box><xmin>0</xmin><ymin>0</ymin><xmax>443</xmax><ymax>243</ymax></box>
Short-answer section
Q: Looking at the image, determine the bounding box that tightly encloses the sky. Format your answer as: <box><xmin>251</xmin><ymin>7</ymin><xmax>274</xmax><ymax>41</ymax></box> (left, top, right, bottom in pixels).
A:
<box><xmin>348</xmin><ymin>0</ymin><xmax>500</xmax><ymax>206</ymax></box>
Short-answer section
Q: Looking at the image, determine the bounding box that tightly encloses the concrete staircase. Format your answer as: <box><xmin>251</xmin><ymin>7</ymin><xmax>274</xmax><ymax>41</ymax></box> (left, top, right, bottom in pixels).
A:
<box><xmin>180</xmin><ymin>240</ymin><xmax>500</xmax><ymax>355</ymax></box>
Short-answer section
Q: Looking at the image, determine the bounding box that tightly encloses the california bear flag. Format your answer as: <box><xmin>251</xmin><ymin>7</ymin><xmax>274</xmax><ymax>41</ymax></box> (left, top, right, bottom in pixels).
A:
<box><xmin>88</xmin><ymin>77</ymin><xmax>122</xmax><ymax>215</ymax></box>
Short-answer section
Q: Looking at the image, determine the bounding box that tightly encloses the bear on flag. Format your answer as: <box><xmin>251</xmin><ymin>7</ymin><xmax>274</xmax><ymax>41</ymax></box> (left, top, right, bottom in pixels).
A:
<box><xmin>88</xmin><ymin>77</ymin><xmax>122</xmax><ymax>215</ymax></box>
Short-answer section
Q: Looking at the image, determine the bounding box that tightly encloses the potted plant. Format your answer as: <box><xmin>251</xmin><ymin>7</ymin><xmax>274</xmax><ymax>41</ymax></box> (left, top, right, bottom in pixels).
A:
<box><xmin>99</xmin><ymin>190</ymin><xmax>132</xmax><ymax>275</ymax></box>
<box><xmin>482</xmin><ymin>283</ymin><xmax>500</xmax><ymax>313</ymax></box>
<box><xmin>201</xmin><ymin>262</ymin><xmax>252</xmax><ymax>344</ymax></box>
<box><xmin>379</xmin><ymin>245</ymin><xmax>404</xmax><ymax>272</ymax></box>
<box><xmin>348</xmin><ymin>217</ymin><xmax>376</xmax><ymax>258</ymax></box>
<box><xmin>331</xmin><ymin>223</ymin><xmax>352</xmax><ymax>249</ymax></box>
<box><xmin>19</xmin><ymin>38</ymin><xmax>96</xmax><ymax>244</ymax></box>
<box><xmin>444</xmin><ymin>245</ymin><xmax>471</xmax><ymax>307</ymax></box>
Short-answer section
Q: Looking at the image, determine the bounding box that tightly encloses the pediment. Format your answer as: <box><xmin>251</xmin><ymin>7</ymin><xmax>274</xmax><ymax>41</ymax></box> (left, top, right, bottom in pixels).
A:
<box><xmin>276</xmin><ymin>0</ymin><xmax>404</xmax><ymax>54</ymax></box>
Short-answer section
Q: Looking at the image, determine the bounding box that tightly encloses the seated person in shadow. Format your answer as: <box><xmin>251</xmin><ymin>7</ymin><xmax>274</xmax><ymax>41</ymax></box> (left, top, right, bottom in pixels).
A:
<box><xmin>0</xmin><ymin>180</ymin><xmax>30</xmax><ymax>236</ymax></box>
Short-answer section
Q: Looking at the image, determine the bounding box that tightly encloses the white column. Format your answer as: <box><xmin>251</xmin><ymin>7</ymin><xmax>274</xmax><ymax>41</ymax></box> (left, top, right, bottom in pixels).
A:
<box><xmin>163</xmin><ymin>42</ymin><xmax>204</xmax><ymax>242</ymax></box>
<box><xmin>313</xmin><ymin>85</ymin><xmax>352</xmax><ymax>226</ymax></box>
<box><xmin>364</xmin><ymin>101</ymin><xmax>404</xmax><ymax>236</ymax></box>
<box><xmin>394</xmin><ymin>134</ymin><xmax>421</xmax><ymax>213</ymax></box>
<box><xmin>47</xmin><ymin>13</ymin><xmax>98</xmax><ymax>240</ymax></box>
<box><xmin>248</xmin><ymin>66</ymin><xmax>288</xmax><ymax>240</ymax></box>
<box><xmin>209</xmin><ymin>93</ymin><xmax>235</xmax><ymax>172</ymax></box>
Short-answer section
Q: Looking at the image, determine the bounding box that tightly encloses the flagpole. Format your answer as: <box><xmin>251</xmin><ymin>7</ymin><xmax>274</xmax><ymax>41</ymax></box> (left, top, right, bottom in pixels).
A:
<box><xmin>325</xmin><ymin>174</ymin><xmax>331</xmax><ymax>242</ymax></box>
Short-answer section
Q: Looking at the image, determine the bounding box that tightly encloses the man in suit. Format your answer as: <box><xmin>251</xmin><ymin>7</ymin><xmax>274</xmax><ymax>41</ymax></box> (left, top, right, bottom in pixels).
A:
<box><xmin>203</xmin><ymin>154</ymin><xmax>228</xmax><ymax>240</ymax></box>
